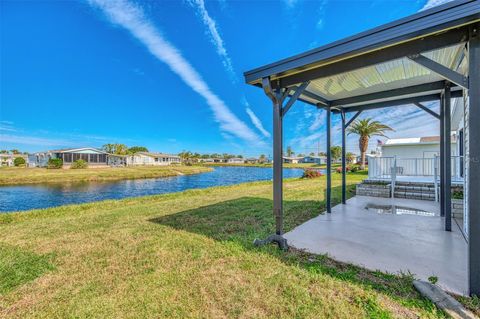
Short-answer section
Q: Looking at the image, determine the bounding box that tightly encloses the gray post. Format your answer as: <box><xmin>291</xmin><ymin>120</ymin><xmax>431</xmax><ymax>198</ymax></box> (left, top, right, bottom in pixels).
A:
<box><xmin>341</xmin><ymin>110</ymin><xmax>346</xmax><ymax>204</ymax></box>
<box><xmin>326</xmin><ymin>105</ymin><xmax>332</xmax><ymax>213</ymax></box>
<box><xmin>440</xmin><ymin>93</ymin><xmax>445</xmax><ymax>217</ymax></box>
<box><xmin>273</xmin><ymin>94</ymin><xmax>284</xmax><ymax>235</ymax></box>
<box><xmin>468</xmin><ymin>25</ymin><xmax>480</xmax><ymax>296</ymax></box>
<box><xmin>444</xmin><ymin>82</ymin><xmax>452</xmax><ymax>231</ymax></box>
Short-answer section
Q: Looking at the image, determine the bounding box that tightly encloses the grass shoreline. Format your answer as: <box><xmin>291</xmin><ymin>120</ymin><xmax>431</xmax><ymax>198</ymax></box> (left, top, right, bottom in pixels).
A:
<box><xmin>0</xmin><ymin>165</ymin><xmax>213</xmax><ymax>186</ymax></box>
<box><xmin>2</xmin><ymin>172</ymin><xmax>473</xmax><ymax>317</ymax></box>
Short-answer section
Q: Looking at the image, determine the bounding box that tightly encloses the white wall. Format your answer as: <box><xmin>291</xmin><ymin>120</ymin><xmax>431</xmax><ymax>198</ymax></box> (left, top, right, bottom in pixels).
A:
<box><xmin>381</xmin><ymin>143</ymin><xmax>450</xmax><ymax>158</ymax></box>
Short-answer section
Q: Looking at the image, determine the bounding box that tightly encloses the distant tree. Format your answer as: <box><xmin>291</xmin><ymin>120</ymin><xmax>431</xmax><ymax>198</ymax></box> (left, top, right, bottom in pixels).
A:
<box><xmin>13</xmin><ymin>157</ymin><xmax>26</xmax><ymax>167</ymax></box>
<box><xmin>10</xmin><ymin>149</ymin><xmax>20</xmax><ymax>154</ymax></box>
<box><xmin>102</xmin><ymin>143</ymin><xmax>129</xmax><ymax>155</ymax></box>
<box><xmin>178</xmin><ymin>151</ymin><xmax>193</xmax><ymax>164</ymax></box>
<box><xmin>347</xmin><ymin>118</ymin><xmax>393</xmax><ymax>169</ymax></box>
<box><xmin>237</xmin><ymin>155</ymin><xmax>243</xmax><ymax>158</ymax></box>
<box><xmin>297</xmin><ymin>153</ymin><xmax>304</xmax><ymax>157</ymax></box>
<box><xmin>286</xmin><ymin>146</ymin><xmax>294</xmax><ymax>157</ymax></box>
<box><xmin>330</xmin><ymin>146</ymin><xmax>342</xmax><ymax>162</ymax></box>
<box><xmin>102</xmin><ymin>144</ymin><xmax>115</xmax><ymax>154</ymax></box>
<box><xmin>259</xmin><ymin>154</ymin><xmax>266</xmax><ymax>162</ymax></box>
<box><xmin>318</xmin><ymin>152</ymin><xmax>327</xmax><ymax>157</ymax></box>
<box><xmin>0</xmin><ymin>150</ymin><xmax>8</xmax><ymax>154</ymax></box>
<box><xmin>309</xmin><ymin>152</ymin><xmax>315</xmax><ymax>156</ymax></box>
<box><xmin>128</xmin><ymin>146</ymin><xmax>148</xmax><ymax>154</ymax></box>
<box><xmin>346</xmin><ymin>152</ymin><xmax>356</xmax><ymax>164</ymax></box>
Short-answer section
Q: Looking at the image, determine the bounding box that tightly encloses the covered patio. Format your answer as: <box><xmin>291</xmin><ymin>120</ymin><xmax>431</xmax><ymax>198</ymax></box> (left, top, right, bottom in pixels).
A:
<box><xmin>285</xmin><ymin>196</ymin><xmax>467</xmax><ymax>295</ymax></box>
<box><xmin>244</xmin><ymin>0</ymin><xmax>479</xmax><ymax>295</ymax></box>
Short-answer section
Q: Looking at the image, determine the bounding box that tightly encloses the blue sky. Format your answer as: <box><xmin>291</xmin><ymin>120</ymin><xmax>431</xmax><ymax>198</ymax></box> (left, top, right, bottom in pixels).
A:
<box><xmin>0</xmin><ymin>0</ymin><xmax>447</xmax><ymax>156</ymax></box>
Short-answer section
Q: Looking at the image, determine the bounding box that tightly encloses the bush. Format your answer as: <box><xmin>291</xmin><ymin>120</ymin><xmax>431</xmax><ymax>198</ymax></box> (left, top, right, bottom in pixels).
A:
<box><xmin>452</xmin><ymin>187</ymin><xmax>463</xmax><ymax>199</ymax></box>
<box><xmin>335</xmin><ymin>166</ymin><xmax>352</xmax><ymax>173</ymax></box>
<box><xmin>13</xmin><ymin>157</ymin><xmax>26</xmax><ymax>167</ymax></box>
<box><xmin>302</xmin><ymin>168</ymin><xmax>323</xmax><ymax>179</ymax></box>
<box><xmin>71</xmin><ymin>159</ymin><xmax>88</xmax><ymax>169</ymax></box>
<box><xmin>47</xmin><ymin>158</ymin><xmax>63</xmax><ymax>169</ymax></box>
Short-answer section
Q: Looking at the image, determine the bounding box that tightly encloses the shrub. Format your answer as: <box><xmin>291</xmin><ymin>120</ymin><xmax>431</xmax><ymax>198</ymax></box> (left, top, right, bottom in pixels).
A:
<box><xmin>302</xmin><ymin>169</ymin><xmax>323</xmax><ymax>179</ymax></box>
<box><xmin>13</xmin><ymin>157</ymin><xmax>26</xmax><ymax>167</ymax></box>
<box><xmin>452</xmin><ymin>187</ymin><xmax>463</xmax><ymax>199</ymax></box>
<box><xmin>71</xmin><ymin>159</ymin><xmax>88</xmax><ymax>169</ymax></box>
<box><xmin>47</xmin><ymin>158</ymin><xmax>63</xmax><ymax>169</ymax></box>
<box><xmin>335</xmin><ymin>166</ymin><xmax>352</xmax><ymax>173</ymax></box>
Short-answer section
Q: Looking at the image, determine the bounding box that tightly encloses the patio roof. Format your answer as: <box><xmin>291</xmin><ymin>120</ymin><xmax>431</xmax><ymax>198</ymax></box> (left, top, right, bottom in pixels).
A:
<box><xmin>243</xmin><ymin>0</ymin><xmax>480</xmax><ymax>296</ymax></box>
<box><xmin>244</xmin><ymin>0</ymin><xmax>479</xmax><ymax>111</ymax></box>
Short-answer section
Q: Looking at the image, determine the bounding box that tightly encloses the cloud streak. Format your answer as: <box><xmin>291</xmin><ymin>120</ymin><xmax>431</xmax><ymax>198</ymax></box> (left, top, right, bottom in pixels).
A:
<box><xmin>187</xmin><ymin>0</ymin><xmax>235</xmax><ymax>79</ymax></box>
<box><xmin>420</xmin><ymin>0</ymin><xmax>453</xmax><ymax>11</ymax></box>
<box><xmin>246</xmin><ymin>107</ymin><xmax>270</xmax><ymax>138</ymax></box>
<box><xmin>88</xmin><ymin>0</ymin><xmax>261</xmax><ymax>145</ymax></box>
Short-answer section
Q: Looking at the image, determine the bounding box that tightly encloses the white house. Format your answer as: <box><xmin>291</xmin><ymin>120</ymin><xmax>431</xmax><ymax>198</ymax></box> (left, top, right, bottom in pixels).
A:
<box><xmin>227</xmin><ymin>157</ymin><xmax>244</xmax><ymax>164</ymax></box>
<box><xmin>380</xmin><ymin>135</ymin><xmax>457</xmax><ymax>158</ymax></box>
<box><xmin>301</xmin><ymin>156</ymin><xmax>326</xmax><ymax>164</ymax></box>
<box><xmin>30</xmin><ymin>147</ymin><xmax>109</xmax><ymax>168</ymax></box>
<box><xmin>0</xmin><ymin>153</ymin><xmax>27</xmax><ymax>166</ymax></box>
<box><xmin>283</xmin><ymin>156</ymin><xmax>303</xmax><ymax>164</ymax></box>
<box><xmin>120</xmin><ymin>152</ymin><xmax>181</xmax><ymax>166</ymax></box>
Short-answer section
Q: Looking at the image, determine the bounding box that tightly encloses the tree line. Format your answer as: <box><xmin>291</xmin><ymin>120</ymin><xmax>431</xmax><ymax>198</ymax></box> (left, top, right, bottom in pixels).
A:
<box><xmin>285</xmin><ymin>146</ymin><xmax>357</xmax><ymax>163</ymax></box>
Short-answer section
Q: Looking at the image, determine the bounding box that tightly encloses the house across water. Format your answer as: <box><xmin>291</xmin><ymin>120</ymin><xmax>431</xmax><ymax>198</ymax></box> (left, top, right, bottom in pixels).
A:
<box><xmin>29</xmin><ymin>148</ymin><xmax>180</xmax><ymax>168</ymax></box>
<box><xmin>29</xmin><ymin>147</ymin><xmax>109</xmax><ymax>168</ymax></box>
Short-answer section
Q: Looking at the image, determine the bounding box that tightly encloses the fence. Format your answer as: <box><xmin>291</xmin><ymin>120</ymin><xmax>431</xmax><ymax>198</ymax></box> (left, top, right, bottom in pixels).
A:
<box><xmin>368</xmin><ymin>156</ymin><xmax>463</xmax><ymax>182</ymax></box>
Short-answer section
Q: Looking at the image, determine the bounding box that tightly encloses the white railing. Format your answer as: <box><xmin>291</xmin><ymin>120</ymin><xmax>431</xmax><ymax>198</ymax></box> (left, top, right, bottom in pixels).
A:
<box><xmin>368</xmin><ymin>156</ymin><xmax>464</xmax><ymax>182</ymax></box>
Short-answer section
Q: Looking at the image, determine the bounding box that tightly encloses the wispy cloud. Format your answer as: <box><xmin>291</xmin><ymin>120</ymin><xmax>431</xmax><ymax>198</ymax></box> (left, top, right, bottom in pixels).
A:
<box><xmin>187</xmin><ymin>0</ymin><xmax>235</xmax><ymax>80</ymax></box>
<box><xmin>284</xmin><ymin>0</ymin><xmax>299</xmax><ymax>8</ymax></box>
<box><xmin>246</xmin><ymin>107</ymin><xmax>270</xmax><ymax>138</ymax></box>
<box><xmin>88</xmin><ymin>0</ymin><xmax>262</xmax><ymax>145</ymax></box>
<box><xmin>0</xmin><ymin>134</ymin><xmax>76</xmax><ymax>147</ymax></box>
<box><xmin>420</xmin><ymin>0</ymin><xmax>453</xmax><ymax>11</ymax></box>
<box><xmin>0</xmin><ymin>121</ymin><xmax>16</xmax><ymax>132</ymax></box>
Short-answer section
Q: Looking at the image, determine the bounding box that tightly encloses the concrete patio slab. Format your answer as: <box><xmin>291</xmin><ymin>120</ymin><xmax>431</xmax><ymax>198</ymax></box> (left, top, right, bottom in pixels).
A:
<box><xmin>284</xmin><ymin>195</ymin><xmax>468</xmax><ymax>295</ymax></box>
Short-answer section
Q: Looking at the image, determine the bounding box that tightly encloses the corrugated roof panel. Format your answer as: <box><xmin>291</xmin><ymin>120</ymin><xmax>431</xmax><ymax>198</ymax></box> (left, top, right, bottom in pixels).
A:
<box><xmin>303</xmin><ymin>43</ymin><xmax>465</xmax><ymax>103</ymax></box>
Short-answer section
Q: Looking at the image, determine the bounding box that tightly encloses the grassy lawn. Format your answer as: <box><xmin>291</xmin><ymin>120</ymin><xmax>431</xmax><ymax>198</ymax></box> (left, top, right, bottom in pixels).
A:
<box><xmin>0</xmin><ymin>165</ymin><xmax>212</xmax><ymax>185</ymax></box>
<box><xmin>0</xmin><ymin>171</ymin><xmax>466</xmax><ymax>318</ymax></box>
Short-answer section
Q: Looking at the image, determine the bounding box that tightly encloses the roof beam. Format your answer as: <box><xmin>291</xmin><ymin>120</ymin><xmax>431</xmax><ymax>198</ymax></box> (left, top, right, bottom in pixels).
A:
<box><xmin>271</xmin><ymin>27</ymin><xmax>468</xmax><ymax>89</ymax></box>
<box><xmin>282</xmin><ymin>81</ymin><xmax>310</xmax><ymax>116</ymax></box>
<box><xmin>330</xmin><ymin>81</ymin><xmax>451</xmax><ymax>107</ymax></box>
<box><xmin>346</xmin><ymin>111</ymin><xmax>362</xmax><ymax>127</ymax></box>
<box><xmin>408</xmin><ymin>54</ymin><xmax>469</xmax><ymax>89</ymax></box>
<box><xmin>414</xmin><ymin>102</ymin><xmax>440</xmax><ymax>119</ymax></box>
<box><xmin>336</xmin><ymin>90</ymin><xmax>463</xmax><ymax>113</ymax></box>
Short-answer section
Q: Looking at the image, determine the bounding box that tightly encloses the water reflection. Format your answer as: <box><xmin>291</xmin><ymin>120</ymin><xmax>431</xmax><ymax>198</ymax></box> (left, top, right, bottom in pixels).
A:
<box><xmin>0</xmin><ymin>167</ymin><xmax>310</xmax><ymax>212</ymax></box>
<box><xmin>365</xmin><ymin>203</ymin><xmax>436</xmax><ymax>217</ymax></box>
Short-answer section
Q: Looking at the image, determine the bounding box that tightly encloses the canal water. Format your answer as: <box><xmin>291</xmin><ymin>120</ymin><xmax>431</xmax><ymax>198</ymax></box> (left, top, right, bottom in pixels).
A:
<box><xmin>0</xmin><ymin>166</ymin><xmax>311</xmax><ymax>212</ymax></box>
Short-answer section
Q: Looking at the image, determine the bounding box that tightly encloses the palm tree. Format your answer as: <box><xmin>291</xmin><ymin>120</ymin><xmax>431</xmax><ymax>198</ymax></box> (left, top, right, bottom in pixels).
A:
<box><xmin>347</xmin><ymin>118</ymin><xmax>393</xmax><ymax>170</ymax></box>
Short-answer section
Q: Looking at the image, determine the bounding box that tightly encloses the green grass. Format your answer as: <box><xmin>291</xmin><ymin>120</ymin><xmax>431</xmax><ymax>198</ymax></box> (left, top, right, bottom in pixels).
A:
<box><xmin>0</xmin><ymin>165</ymin><xmax>212</xmax><ymax>185</ymax></box>
<box><xmin>0</xmin><ymin>172</ymin><xmax>458</xmax><ymax>318</ymax></box>
<box><xmin>0</xmin><ymin>243</ymin><xmax>55</xmax><ymax>294</ymax></box>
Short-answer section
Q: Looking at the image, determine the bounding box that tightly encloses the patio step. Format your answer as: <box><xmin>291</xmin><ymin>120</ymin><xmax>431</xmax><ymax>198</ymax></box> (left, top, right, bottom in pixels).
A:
<box><xmin>356</xmin><ymin>183</ymin><xmax>391</xmax><ymax>198</ymax></box>
<box><xmin>393</xmin><ymin>182</ymin><xmax>436</xmax><ymax>201</ymax></box>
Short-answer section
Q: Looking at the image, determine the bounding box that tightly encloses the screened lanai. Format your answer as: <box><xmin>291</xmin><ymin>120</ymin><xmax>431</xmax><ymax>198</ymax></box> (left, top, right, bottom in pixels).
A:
<box><xmin>244</xmin><ymin>0</ymin><xmax>480</xmax><ymax>295</ymax></box>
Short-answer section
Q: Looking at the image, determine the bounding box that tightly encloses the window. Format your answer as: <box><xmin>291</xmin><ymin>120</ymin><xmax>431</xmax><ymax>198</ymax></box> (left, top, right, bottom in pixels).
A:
<box><xmin>73</xmin><ymin>153</ymin><xmax>81</xmax><ymax>162</ymax></box>
<box><xmin>98</xmin><ymin>154</ymin><xmax>106</xmax><ymax>163</ymax></box>
<box><xmin>90</xmin><ymin>154</ymin><xmax>98</xmax><ymax>163</ymax></box>
<box><xmin>64</xmin><ymin>153</ymin><xmax>72</xmax><ymax>163</ymax></box>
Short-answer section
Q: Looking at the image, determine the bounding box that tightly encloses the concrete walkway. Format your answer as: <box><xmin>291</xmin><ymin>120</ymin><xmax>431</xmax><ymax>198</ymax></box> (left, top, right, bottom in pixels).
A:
<box><xmin>284</xmin><ymin>196</ymin><xmax>468</xmax><ymax>295</ymax></box>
